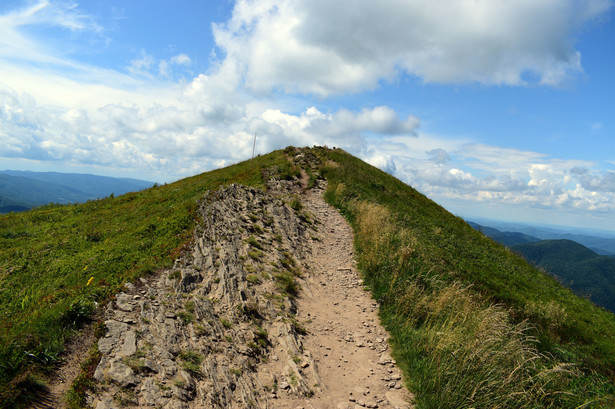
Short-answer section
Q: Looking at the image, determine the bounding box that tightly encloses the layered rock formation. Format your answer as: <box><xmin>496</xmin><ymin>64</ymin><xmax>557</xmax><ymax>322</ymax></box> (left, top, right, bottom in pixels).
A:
<box><xmin>90</xmin><ymin>183</ymin><xmax>320</xmax><ymax>408</ymax></box>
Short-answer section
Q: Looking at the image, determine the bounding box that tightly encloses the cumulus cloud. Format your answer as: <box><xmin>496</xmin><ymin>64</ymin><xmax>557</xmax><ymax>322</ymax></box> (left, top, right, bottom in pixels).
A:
<box><xmin>364</xmin><ymin>136</ymin><xmax>615</xmax><ymax>214</ymax></box>
<box><xmin>363</xmin><ymin>149</ymin><xmax>397</xmax><ymax>175</ymax></box>
<box><xmin>0</xmin><ymin>77</ymin><xmax>417</xmax><ymax>180</ymax></box>
<box><xmin>572</xmin><ymin>169</ymin><xmax>615</xmax><ymax>192</ymax></box>
<box><xmin>213</xmin><ymin>0</ymin><xmax>610</xmax><ymax>95</ymax></box>
<box><xmin>427</xmin><ymin>148</ymin><xmax>450</xmax><ymax>164</ymax></box>
<box><xmin>1</xmin><ymin>0</ymin><xmax>613</xmax><ymax>224</ymax></box>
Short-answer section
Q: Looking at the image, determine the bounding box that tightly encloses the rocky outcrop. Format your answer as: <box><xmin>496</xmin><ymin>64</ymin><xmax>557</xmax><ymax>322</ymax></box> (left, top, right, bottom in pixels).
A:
<box><xmin>89</xmin><ymin>183</ymin><xmax>321</xmax><ymax>408</ymax></box>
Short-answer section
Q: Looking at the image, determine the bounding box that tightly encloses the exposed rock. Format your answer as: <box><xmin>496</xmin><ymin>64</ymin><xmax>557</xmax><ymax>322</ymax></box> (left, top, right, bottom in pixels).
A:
<box><xmin>108</xmin><ymin>360</ymin><xmax>137</xmax><ymax>387</ymax></box>
<box><xmin>94</xmin><ymin>394</ymin><xmax>117</xmax><ymax>409</ymax></box>
<box><xmin>115</xmin><ymin>293</ymin><xmax>134</xmax><ymax>312</ymax></box>
<box><xmin>121</xmin><ymin>331</ymin><xmax>137</xmax><ymax>357</ymax></box>
<box><xmin>140</xmin><ymin>378</ymin><xmax>162</xmax><ymax>406</ymax></box>
<box><xmin>89</xmin><ymin>183</ymin><xmax>319</xmax><ymax>408</ymax></box>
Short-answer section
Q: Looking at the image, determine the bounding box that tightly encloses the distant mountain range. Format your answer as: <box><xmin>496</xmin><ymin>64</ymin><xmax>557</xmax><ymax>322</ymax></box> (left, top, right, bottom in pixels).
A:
<box><xmin>469</xmin><ymin>221</ymin><xmax>615</xmax><ymax>312</ymax></box>
<box><xmin>0</xmin><ymin>170</ymin><xmax>155</xmax><ymax>213</ymax></box>
<box><xmin>469</xmin><ymin>218</ymin><xmax>615</xmax><ymax>255</ymax></box>
<box><xmin>468</xmin><ymin>221</ymin><xmax>542</xmax><ymax>246</ymax></box>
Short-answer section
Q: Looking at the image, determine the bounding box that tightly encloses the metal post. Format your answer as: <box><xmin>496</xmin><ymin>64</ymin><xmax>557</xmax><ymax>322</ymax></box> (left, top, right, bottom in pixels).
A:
<box><xmin>251</xmin><ymin>131</ymin><xmax>257</xmax><ymax>168</ymax></box>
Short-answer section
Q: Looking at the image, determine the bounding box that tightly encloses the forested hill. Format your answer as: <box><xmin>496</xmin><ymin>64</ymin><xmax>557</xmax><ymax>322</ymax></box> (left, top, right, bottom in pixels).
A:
<box><xmin>512</xmin><ymin>239</ymin><xmax>615</xmax><ymax>312</ymax></box>
<box><xmin>469</xmin><ymin>221</ymin><xmax>615</xmax><ymax>313</ymax></box>
<box><xmin>0</xmin><ymin>170</ymin><xmax>154</xmax><ymax>213</ymax></box>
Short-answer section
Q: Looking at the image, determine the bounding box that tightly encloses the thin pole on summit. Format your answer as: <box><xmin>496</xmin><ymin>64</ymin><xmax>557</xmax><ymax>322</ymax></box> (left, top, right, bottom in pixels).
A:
<box><xmin>251</xmin><ymin>131</ymin><xmax>257</xmax><ymax>169</ymax></box>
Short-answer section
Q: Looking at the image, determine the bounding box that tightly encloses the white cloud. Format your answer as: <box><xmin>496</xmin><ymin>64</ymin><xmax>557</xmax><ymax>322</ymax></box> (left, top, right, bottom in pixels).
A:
<box><xmin>363</xmin><ymin>149</ymin><xmax>397</xmax><ymax>175</ymax></box>
<box><xmin>591</xmin><ymin>122</ymin><xmax>603</xmax><ymax>131</ymax></box>
<box><xmin>0</xmin><ymin>0</ymin><xmax>613</xmax><ymax>229</ymax></box>
<box><xmin>0</xmin><ymin>75</ymin><xmax>418</xmax><ymax>181</ymax></box>
<box><xmin>572</xmin><ymin>169</ymin><xmax>615</xmax><ymax>192</ymax></box>
<box><xmin>213</xmin><ymin>0</ymin><xmax>611</xmax><ymax>96</ymax></box>
<box><xmin>427</xmin><ymin>148</ymin><xmax>451</xmax><ymax>164</ymax></box>
<box><xmin>171</xmin><ymin>54</ymin><xmax>192</xmax><ymax>66</ymax></box>
<box><xmin>372</xmin><ymin>139</ymin><xmax>615</xmax><ymax>214</ymax></box>
<box><xmin>160</xmin><ymin>55</ymin><xmax>192</xmax><ymax>78</ymax></box>
<box><xmin>128</xmin><ymin>51</ymin><xmax>156</xmax><ymax>76</ymax></box>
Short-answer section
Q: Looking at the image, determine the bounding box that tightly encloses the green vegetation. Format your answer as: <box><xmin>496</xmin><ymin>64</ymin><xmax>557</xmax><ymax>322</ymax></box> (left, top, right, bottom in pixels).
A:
<box><xmin>274</xmin><ymin>252</ymin><xmax>301</xmax><ymax>298</ymax></box>
<box><xmin>0</xmin><ymin>150</ymin><xmax>296</xmax><ymax>407</ymax></box>
<box><xmin>512</xmin><ymin>239</ymin><xmax>615</xmax><ymax>312</ymax></box>
<box><xmin>0</xmin><ymin>171</ymin><xmax>153</xmax><ymax>213</ymax></box>
<box><xmin>248</xmin><ymin>249</ymin><xmax>263</xmax><ymax>261</ymax></box>
<box><xmin>66</xmin><ymin>345</ymin><xmax>101</xmax><ymax>409</ymax></box>
<box><xmin>2</xmin><ymin>146</ymin><xmax>615</xmax><ymax>408</ymax></box>
<box><xmin>246</xmin><ymin>274</ymin><xmax>261</xmax><ymax>285</ymax></box>
<box><xmin>178</xmin><ymin>350</ymin><xmax>203</xmax><ymax>377</ymax></box>
<box><xmin>220</xmin><ymin>318</ymin><xmax>233</xmax><ymax>329</ymax></box>
<box><xmin>471</xmin><ymin>222</ymin><xmax>615</xmax><ymax>313</ymax></box>
<box><xmin>177</xmin><ymin>311</ymin><xmax>194</xmax><ymax>325</ymax></box>
<box><xmin>245</xmin><ymin>235</ymin><xmax>263</xmax><ymax>250</ymax></box>
<box><xmin>247</xmin><ymin>326</ymin><xmax>269</xmax><ymax>355</ymax></box>
<box><xmin>317</xmin><ymin>147</ymin><xmax>615</xmax><ymax>408</ymax></box>
<box><xmin>289</xmin><ymin>195</ymin><xmax>303</xmax><ymax>211</ymax></box>
<box><xmin>124</xmin><ymin>350</ymin><xmax>147</xmax><ymax>373</ymax></box>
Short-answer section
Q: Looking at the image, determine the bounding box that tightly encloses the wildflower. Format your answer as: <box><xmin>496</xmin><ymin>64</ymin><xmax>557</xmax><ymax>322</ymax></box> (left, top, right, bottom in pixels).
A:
<box><xmin>87</xmin><ymin>276</ymin><xmax>94</xmax><ymax>286</ymax></box>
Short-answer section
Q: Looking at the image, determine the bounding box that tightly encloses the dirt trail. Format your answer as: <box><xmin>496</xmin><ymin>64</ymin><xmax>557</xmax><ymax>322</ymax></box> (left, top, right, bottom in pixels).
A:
<box><xmin>262</xmin><ymin>185</ymin><xmax>412</xmax><ymax>409</ymax></box>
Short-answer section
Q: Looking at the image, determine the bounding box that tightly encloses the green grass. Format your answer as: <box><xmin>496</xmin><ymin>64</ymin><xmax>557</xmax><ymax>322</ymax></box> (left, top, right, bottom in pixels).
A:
<box><xmin>3</xmin><ymin>145</ymin><xmax>615</xmax><ymax>408</ymax></box>
<box><xmin>315</xmin><ymin>147</ymin><xmax>615</xmax><ymax>408</ymax></box>
<box><xmin>0</xmin><ymin>149</ymin><xmax>297</xmax><ymax>407</ymax></box>
<box><xmin>245</xmin><ymin>236</ymin><xmax>263</xmax><ymax>250</ymax></box>
<box><xmin>178</xmin><ymin>350</ymin><xmax>203</xmax><ymax>377</ymax></box>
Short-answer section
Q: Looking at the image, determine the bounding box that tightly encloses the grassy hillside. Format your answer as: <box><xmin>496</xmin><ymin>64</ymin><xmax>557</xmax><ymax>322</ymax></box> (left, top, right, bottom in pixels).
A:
<box><xmin>313</xmin><ymin>147</ymin><xmax>615</xmax><ymax>408</ymax></box>
<box><xmin>1</xmin><ymin>146</ymin><xmax>614</xmax><ymax>408</ymax></box>
<box><xmin>513</xmin><ymin>240</ymin><xmax>615</xmax><ymax>313</ymax></box>
<box><xmin>0</xmin><ymin>151</ymin><xmax>297</xmax><ymax>407</ymax></box>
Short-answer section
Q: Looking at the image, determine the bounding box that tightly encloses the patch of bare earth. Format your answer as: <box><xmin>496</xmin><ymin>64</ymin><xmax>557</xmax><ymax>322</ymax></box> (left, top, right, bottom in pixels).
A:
<box><xmin>35</xmin><ymin>319</ymin><xmax>98</xmax><ymax>408</ymax></box>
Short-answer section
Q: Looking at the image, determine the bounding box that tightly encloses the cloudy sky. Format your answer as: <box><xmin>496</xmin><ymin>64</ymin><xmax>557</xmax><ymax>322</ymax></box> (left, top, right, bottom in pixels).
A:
<box><xmin>1</xmin><ymin>0</ymin><xmax>614</xmax><ymax>232</ymax></box>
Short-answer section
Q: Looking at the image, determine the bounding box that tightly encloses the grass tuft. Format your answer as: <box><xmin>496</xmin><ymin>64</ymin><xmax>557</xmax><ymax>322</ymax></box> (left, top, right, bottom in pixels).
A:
<box><xmin>178</xmin><ymin>350</ymin><xmax>203</xmax><ymax>377</ymax></box>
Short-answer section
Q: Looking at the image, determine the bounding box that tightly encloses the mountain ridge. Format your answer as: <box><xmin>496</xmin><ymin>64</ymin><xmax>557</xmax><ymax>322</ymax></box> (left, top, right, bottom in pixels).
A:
<box><xmin>467</xmin><ymin>221</ymin><xmax>542</xmax><ymax>246</ymax></box>
<box><xmin>0</xmin><ymin>170</ymin><xmax>155</xmax><ymax>213</ymax></box>
<box><xmin>468</xmin><ymin>221</ymin><xmax>615</xmax><ymax>312</ymax></box>
<box><xmin>469</xmin><ymin>218</ymin><xmax>615</xmax><ymax>255</ymax></box>
<box><xmin>1</xmin><ymin>147</ymin><xmax>614</xmax><ymax>408</ymax></box>
<box><xmin>512</xmin><ymin>239</ymin><xmax>615</xmax><ymax>312</ymax></box>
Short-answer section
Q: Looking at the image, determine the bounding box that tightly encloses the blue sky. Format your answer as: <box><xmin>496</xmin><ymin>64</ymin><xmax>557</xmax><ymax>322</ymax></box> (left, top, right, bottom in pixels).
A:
<box><xmin>1</xmin><ymin>0</ymin><xmax>614</xmax><ymax>232</ymax></box>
